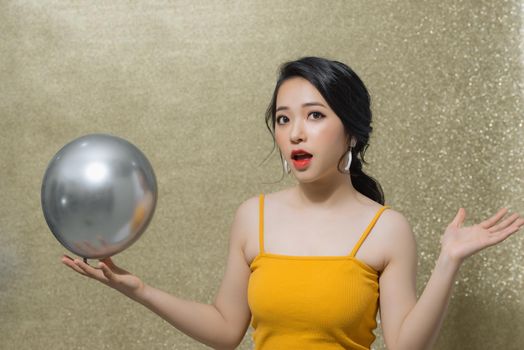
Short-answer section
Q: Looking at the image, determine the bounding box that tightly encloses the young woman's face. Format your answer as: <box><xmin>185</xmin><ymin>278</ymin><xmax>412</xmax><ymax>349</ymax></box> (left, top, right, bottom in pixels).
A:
<box><xmin>275</xmin><ymin>77</ymin><xmax>349</xmax><ymax>180</ymax></box>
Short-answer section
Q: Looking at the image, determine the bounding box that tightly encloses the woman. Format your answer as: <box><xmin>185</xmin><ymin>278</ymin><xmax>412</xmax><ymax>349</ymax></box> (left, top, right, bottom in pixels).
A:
<box><xmin>62</xmin><ymin>57</ymin><xmax>523</xmax><ymax>350</ymax></box>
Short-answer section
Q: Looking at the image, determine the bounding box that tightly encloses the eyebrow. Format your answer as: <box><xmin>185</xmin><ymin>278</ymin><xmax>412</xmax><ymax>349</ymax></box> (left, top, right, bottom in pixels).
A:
<box><xmin>276</xmin><ymin>102</ymin><xmax>327</xmax><ymax>112</ymax></box>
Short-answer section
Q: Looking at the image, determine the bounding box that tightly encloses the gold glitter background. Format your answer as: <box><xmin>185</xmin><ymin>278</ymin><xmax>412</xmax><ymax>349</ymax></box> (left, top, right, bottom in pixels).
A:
<box><xmin>0</xmin><ymin>1</ymin><xmax>522</xmax><ymax>349</ymax></box>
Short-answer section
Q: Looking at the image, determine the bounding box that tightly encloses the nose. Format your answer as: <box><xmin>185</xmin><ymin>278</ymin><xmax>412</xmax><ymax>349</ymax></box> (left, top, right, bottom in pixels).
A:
<box><xmin>289</xmin><ymin>118</ymin><xmax>306</xmax><ymax>143</ymax></box>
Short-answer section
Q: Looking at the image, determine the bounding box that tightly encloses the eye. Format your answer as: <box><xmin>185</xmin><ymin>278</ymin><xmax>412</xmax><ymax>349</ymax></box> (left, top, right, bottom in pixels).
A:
<box><xmin>309</xmin><ymin>111</ymin><xmax>325</xmax><ymax>120</ymax></box>
<box><xmin>276</xmin><ymin>112</ymin><xmax>324</xmax><ymax>125</ymax></box>
<box><xmin>276</xmin><ymin>115</ymin><xmax>288</xmax><ymax>125</ymax></box>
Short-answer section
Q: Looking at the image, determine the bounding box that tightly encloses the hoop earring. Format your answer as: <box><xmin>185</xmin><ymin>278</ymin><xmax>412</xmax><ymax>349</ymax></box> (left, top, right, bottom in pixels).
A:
<box><xmin>283</xmin><ymin>159</ymin><xmax>291</xmax><ymax>174</ymax></box>
<box><xmin>344</xmin><ymin>149</ymin><xmax>352</xmax><ymax>173</ymax></box>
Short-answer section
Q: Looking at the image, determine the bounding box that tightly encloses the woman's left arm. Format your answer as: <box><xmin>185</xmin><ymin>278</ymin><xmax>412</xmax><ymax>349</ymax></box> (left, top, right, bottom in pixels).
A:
<box><xmin>380</xmin><ymin>207</ymin><xmax>523</xmax><ymax>350</ymax></box>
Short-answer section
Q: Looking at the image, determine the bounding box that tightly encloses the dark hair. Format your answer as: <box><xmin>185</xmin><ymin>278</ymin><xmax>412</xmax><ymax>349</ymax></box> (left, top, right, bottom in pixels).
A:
<box><xmin>260</xmin><ymin>56</ymin><xmax>385</xmax><ymax>205</ymax></box>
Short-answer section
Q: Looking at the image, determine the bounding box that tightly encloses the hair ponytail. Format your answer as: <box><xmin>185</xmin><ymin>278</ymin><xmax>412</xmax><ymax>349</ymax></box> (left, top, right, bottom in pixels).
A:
<box><xmin>346</xmin><ymin>152</ymin><xmax>385</xmax><ymax>205</ymax></box>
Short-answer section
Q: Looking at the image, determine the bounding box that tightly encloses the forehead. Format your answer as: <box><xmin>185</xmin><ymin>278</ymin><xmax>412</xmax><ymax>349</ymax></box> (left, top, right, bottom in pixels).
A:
<box><xmin>276</xmin><ymin>77</ymin><xmax>327</xmax><ymax>106</ymax></box>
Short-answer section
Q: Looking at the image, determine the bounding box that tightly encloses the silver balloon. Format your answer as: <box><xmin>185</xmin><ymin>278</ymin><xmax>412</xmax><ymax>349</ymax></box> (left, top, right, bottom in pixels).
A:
<box><xmin>41</xmin><ymin>133</ymin><xmax>157</xmax><ymax>259</ymax></box>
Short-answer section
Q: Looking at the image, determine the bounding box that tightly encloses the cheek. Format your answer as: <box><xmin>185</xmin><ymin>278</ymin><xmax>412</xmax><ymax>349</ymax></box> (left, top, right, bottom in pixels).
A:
<box><xmin>311</xmin><ymin>124</ymin><xmax>346</xmax><ymax>148</ymax></box>
<box><xmin>275</xmin><ymin>129</ymin><xmax>285</xmax><ymax>145</ymax></box>
<box><xmin>312</xmin><ymin>126</ymin><xmax>348</xmax><ymax>164</ymax></box>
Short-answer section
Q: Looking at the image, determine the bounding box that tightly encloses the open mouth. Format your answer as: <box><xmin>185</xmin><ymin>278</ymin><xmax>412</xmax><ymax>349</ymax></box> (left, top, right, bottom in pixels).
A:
<box><xmin>291</xmin><ymin>153</ymin><xmax>313</xmax><ymax>169</ymax></box>
<box><xmin>291</xmin><ymin>152</ymin><xmax>313</xmax><ymax>160</ymax></box>
<box><xmin>292</xmin><ymin>154</ymin><xmax>312</xmax><ymax>160</ymax></box>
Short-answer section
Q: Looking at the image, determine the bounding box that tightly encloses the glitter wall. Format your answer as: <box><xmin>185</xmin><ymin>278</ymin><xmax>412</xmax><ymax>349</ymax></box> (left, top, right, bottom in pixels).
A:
<box><xmin>0</xmin><ymin>1</ymin><xmax>522</xmax><ymax>349</ymax></box>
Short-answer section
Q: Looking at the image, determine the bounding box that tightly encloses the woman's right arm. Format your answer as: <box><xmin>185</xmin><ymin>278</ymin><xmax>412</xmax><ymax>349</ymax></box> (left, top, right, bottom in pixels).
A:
<box><xmin>62</xmin><ymin>197</ymin><xmax>255</xmax><ymax>350</ymax></box>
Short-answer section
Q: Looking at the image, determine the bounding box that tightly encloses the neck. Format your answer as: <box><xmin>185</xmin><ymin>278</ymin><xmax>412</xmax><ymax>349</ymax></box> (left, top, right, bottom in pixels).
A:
<box><xmin>292</xmin><ymin>172</ymin><xmax>359</xmax><ymax>211</ymax></box>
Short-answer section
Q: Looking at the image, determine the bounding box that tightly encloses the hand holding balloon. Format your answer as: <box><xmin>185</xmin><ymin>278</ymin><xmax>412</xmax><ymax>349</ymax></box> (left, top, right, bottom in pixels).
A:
<box><xmin>62</xmin><ymin>255</ymin><xmax>146</xmax><ymax>300</ymax></box>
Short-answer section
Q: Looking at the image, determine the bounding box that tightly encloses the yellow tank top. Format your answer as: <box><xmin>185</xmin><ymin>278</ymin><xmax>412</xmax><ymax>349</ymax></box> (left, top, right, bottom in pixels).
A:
<box><xmin>247</xmin><ymin>193</ymin><xmax>391</xmax><ymax>350</ymax></box>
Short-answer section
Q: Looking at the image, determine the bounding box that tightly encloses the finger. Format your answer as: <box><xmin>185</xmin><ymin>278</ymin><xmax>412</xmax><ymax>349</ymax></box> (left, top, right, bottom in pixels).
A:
<box><xmin>480</xmin><ymin>208</ymin><xmax>509</xmax><ymax>229</ymax></box>
<box><xmin>486</xmin><ymin>220</ymin><xmax>522</xmax><ymax>245</ymax></box>
<box><xmin>73</xmin><ymin>259</ymin><xmax>108</xmax><ymax>282</ymax></box>
<box><xmin>488</xmin><ymin>212</ymin><xmax>520</xmax><ymax>233</ymax></box>
<box><xmin>62</xmin><ymin>255</ymin><xmax>87</xmax><ymax>276</ymax></box>
<box><xmin>63</xmin><ymin>254</ymin><xmax>74</xmax><ymax>261</ymax></box>
<box><xmin>99</xmin><ymin>257</ymin><xmax>129</xmax><ymax>276</ymax></box>
<box><xmin>450</xmin><ymin>208</ymin><xmax>466</xmax><ymax>228</ymax></box>
<box><xmin>100</xmin><ymin>256</ymin><xmax>116</xmax><ymax>269</ymax></box>
<box><xmin>98</xmin><ymin>262</ymin><xmax>117</xmax><ymax>282</ymax></box>
<box><xmin>513</xmin><ymin>218</ymin><xmax>524</xmax><ymax>230</ymax></box>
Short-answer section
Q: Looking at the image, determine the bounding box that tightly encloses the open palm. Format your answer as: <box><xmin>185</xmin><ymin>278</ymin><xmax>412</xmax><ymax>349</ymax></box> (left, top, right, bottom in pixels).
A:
<box><xmin>62</xmin><ymin>255</ymin><xmax>145</xmax><ymax>299</ymax></box>
<box><xmin>440</xmin><ymin>207</ymin><xmax>523</xmax><ymax>263</ymax></box>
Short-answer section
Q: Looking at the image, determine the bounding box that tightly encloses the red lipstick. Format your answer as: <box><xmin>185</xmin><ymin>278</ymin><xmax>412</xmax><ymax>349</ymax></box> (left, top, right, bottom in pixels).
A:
<box><xmin>290</xmin><ymin>149</ymin><xmax>313</xmax><ymax>170</ymax></box>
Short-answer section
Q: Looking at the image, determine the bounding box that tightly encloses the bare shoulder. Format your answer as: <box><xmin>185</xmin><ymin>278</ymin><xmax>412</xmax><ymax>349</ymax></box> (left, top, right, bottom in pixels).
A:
<box><xmin>232</xmin><ymin>194</ymin><xmax>261</xmax><ymax>253</ymax></box>
<box><xmin>234</xmin><ymin>189</ymin><xmax>288</xmax><ymax>226</ymax></box>
<box><xmin>235</xmin><ymin>194</ymin><xmax>260</xmax><ymax>216</ymax></box>
<box><xmin>233</xmin><ymin>190</ymin><xmax>288</xmax><ymax>265</ymax></box>
<box><xmin>378</xmin><ymin>207</ymin><xmax>417</xmax><ymax>264</ymax></box>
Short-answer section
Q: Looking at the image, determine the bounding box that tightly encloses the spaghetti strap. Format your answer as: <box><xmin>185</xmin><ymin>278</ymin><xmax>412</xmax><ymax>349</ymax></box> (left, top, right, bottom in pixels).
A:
<box><xmin>349</xmin><ymin>205</ymin><xmax>391</xmax><ymax>257</ymax></box>
<box><xmin>259</xmin><ymin>193</ymin><xmax>265</xmax><ymax>254</ymax></box>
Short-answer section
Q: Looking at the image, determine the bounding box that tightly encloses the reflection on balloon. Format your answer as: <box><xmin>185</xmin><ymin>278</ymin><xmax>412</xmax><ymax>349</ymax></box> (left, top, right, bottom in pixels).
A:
<box><xmin>41</xmin><ymin>133</ymin><xmax>157</xmax><ymax>259</ymax></box>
